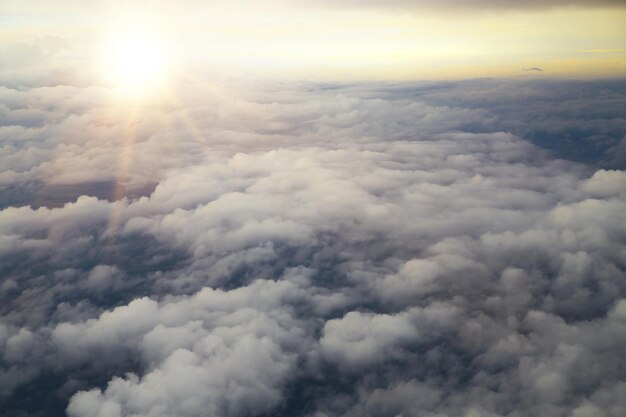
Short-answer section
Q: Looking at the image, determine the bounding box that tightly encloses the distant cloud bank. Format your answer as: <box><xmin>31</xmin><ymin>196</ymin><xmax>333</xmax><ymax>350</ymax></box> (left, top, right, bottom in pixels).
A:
<box><xmin>302</xmin><ymin>0</ymin><xmax>626</xmax><ymax>10</ymax></box>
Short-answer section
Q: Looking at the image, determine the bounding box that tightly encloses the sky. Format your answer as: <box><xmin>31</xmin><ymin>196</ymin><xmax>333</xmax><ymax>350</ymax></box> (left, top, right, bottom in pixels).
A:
<box><xmin>1</xmin><ymin>1</ymin><xmax>626</xmax><ymax>417</ymax></box>
<box><xmin>1</xmin><ymin>0</ymin><xmax>626</xmax><ymax>79</ymax></box>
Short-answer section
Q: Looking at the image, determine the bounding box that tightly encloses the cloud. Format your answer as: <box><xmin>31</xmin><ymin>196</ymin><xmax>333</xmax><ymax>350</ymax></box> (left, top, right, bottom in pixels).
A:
<box><xmin>4</xmin><ymin>0</ymin><xmax>625</xmax><ymax>16</ymax></box>
<box><xmin>60</xmin><ymin>280</ymin><xmax>311</xmax><ymax>417</ymax></box>
<box><xmin>0</xmin><ymin>71</ymin><xmax>626</xmax><ymax>417</ymax></box>
<box><xmin>296</xmin><ymin>0</ymin><xmax>626</xmax><ymax>11</ymax></box>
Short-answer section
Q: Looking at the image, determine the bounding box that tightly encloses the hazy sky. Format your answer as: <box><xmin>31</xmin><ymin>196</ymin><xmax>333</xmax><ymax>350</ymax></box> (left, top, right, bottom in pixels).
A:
<box><xmin>1</xmin><ymin>0</ymin><xmax>625</xmax><ymax>80</ymax></box>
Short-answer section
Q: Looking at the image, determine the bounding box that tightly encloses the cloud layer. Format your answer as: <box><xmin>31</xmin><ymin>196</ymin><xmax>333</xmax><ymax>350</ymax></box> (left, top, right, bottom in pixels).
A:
<box><xmin>305</xmin><ymin>0</ymin><xmax>626</xmax><ymax>11</ymax></box>
<box><xmin>1</xmin><ymin>68</ymin><xmax>626</xmax><ymax>417</ymax></box>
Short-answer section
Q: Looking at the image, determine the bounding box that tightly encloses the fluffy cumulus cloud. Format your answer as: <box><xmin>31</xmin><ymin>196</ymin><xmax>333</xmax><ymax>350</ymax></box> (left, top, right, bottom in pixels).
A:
<box><xmin>1</xmin><ymin>63</ymin><xmax>626</xmax><ymax>417</ymax></box>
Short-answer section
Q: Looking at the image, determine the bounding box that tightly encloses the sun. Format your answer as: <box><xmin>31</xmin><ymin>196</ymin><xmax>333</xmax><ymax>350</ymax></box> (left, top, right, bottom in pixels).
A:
<box><xmin>98</xmin><ymin>25</ymin><xmax>175</xmax><ymax>98</ymax></box>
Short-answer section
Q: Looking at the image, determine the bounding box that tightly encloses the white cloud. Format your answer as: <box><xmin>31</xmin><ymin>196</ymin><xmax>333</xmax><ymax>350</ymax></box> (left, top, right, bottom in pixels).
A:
<box><xmin>0</xmin><ymin>74</ymin><xmax>625</xmax><ymax>417</ymax></box>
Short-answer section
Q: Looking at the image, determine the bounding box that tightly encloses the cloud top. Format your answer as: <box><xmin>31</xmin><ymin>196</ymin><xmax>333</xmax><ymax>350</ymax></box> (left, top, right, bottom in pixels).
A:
<box><xmin>0</xmin><ymin>72</ymin><xmax>625</xmax><ymax>417</ymax></box>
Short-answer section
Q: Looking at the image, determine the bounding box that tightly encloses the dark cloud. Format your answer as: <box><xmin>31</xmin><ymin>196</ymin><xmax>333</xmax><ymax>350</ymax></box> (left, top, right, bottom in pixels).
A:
<box><xmin>1</xmin><ymin>70</ymin><xmax>626</xmax><ymax>417</ymax></box>
<box><xmin>298</xmin><ymin>0</ymin><xmax>626</xmax><ymax>11</ymax></box>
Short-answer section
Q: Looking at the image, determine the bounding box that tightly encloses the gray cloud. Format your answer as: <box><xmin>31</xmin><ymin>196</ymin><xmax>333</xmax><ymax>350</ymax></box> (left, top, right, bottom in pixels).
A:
<box><xmin>4</xmin><ymin>0</ymin><xmax>624</xmax><ymax>16</ymax></box>
<box><xmin>0</xmin><ymin>67</ymin><xmax>626</xmax><ymax>417</ymax></box>
<box><xmin>294</xmin><ymin>0</ymin><xmax>626</xmax><ymax>11</ymax></box>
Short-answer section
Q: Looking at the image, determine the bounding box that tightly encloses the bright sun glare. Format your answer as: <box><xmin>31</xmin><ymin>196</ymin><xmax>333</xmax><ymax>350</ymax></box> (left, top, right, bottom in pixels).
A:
<box><xmin>98</xmin><ymin>25</ymin><xmax>174</xmax><ymax>98</ymax></box>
